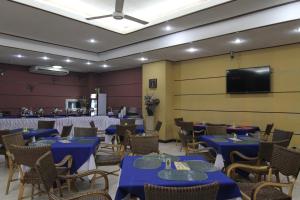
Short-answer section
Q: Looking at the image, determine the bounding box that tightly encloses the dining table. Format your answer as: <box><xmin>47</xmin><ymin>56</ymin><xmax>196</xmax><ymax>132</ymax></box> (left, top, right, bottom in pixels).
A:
<box><xmin>193</xmin><ymin>124</ymin><xmax>260</xmax><ymax>135</ymax></box>
<box><xmin>115</xmin><ymin>155</ymin><xmax>241</xmax><ymax>200</ymax></box>
<box><xmin>33</xmin><ymin>136</ymin><xmax>100</xmax><ymax>173</ymax></box>
<box><xmin>12</xmin><ymin>128</ymin><xmax>59</xmax><ymax>140</ymax></box>
<box><xmin>198</xmin><ymin>135</ymin><xmax>259</xmax><ymax>169</ymax></box>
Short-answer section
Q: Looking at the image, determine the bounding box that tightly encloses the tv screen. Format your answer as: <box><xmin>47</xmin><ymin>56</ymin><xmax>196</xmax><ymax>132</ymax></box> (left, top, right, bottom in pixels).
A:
<box><xmin>226</xmin><ymin>66</ymin><xmax>271</xmax><ymax>93</ymax></box>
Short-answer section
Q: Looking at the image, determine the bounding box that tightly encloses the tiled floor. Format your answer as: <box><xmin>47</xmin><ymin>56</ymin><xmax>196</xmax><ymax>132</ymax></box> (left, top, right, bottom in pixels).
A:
<box><xmin>0</xmin><ymin>142</ymin><xmax>299</xmax><ymax>200</ymax></box>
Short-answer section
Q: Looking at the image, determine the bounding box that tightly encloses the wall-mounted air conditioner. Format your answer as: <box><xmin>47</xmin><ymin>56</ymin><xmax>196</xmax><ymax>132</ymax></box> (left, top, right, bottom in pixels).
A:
<box><xmin>29</xmin><ymin>66</ymin><xmax>69</xmax><ymax>76</ymax></box>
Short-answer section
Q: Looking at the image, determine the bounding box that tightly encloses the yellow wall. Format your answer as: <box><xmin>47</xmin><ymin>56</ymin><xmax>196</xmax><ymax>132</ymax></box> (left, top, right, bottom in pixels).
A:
<box><xmin>142</xmin><ymin>44</ymin><xmax>300</xmax><ymax>146</ymax></box>
<box><xmin>142</xmin><ymin>61</ymin><xmax>173</xmax><ymax>140</ymax></box>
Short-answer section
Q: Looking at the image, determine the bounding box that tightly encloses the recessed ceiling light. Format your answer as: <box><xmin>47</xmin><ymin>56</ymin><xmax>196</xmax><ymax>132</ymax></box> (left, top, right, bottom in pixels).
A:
<box><xmin>164</xmin><ymin>25</ymin><xmax>172</xmax><ymax>31</ymax></box>
<box><xmin>52</xmin><ymin>65</ymin><xmax>62</xmax><ymax>69</ymax></box>
<box><xmin>139</xmin><ymin>57</ymin><xmax>149</xmax><ymax>61</ymax></box>
<box><xmin>185</xmin><ymin>47</ymin><xmax>199</xmax><ymax>53</ymax></box>
<box><xmin>41</xmin><ymin>56</ymin><xmax>50</xmax><ymax>60</ymax></box>
<box><xmin>231</xmin><ymin>38</ymin><xmax>244</xmax><ymax>44</ymax></box>
<box><xmin>102</xmin><ymin>63</ymin><xmax>109</xmax><ymax>68</ymax></box>
<box><xmin>65</xmin><ymin>58</ymin><xmax>72</xmax><ymax>63</ymax></box>
<box><xmin>86</xmin><ymin>61</ymin><xmax>92</xmax><ymax>65</ymax></box>
<box><xmin>88</xmin><ymin>38</ymin><xmax>97</xmax><ymax>43</ymax></box>
<box><xmin>15</xmin><ymin>54</ymin><xmax>24</xmax><ymax>58</ymax></box>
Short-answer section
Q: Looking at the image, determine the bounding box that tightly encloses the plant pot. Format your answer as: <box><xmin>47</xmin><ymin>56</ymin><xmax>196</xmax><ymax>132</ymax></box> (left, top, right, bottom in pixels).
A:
<box><xmin>145</xmin><ymin>116</ymin><xmax>155</xmax><ymax>131</ymax></box>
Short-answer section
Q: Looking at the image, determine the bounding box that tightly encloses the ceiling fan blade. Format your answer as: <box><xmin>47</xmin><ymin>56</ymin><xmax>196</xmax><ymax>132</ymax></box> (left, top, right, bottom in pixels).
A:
<box><xmin>86</xmin><ymin>14</ymin><xmax>112</xmax><ymax>20</ymax></box>
<box><xmin>115</xmin><ymin>0</ymin><xmax>124</xmax><ymax>13</ymax></box>
<box><xmin>124</xmin><ymin>15</ymin><xmax>149</xmax><ymax>25</ymax></box>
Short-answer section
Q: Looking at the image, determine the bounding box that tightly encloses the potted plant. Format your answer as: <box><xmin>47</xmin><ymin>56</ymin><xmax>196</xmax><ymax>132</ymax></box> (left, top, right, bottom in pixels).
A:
<box><xmin>144</xmin><ymin>95</ymin><xmax>160</xmax><ymax>131</ymax></box>
<box><xmin>144</xmin><ymin>95</ymin><xmax>160</xmax><ymax>116</ymax></box>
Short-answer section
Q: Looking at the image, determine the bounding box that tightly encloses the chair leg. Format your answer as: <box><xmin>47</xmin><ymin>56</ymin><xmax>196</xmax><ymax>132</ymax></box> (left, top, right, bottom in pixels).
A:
<box><xmin>31</xmin><ymin>184</ymin><xmax>35</xmax><ymax>200</ymax></box>
<box><xmin>5</xmin><ymin>165</ymin><xmax>14</xmax><ymax>194</ymax></box>
<box><xmin>18</xmin><ymin>182</ymin><xmax>25</xmax><ymax>200</ymax></box>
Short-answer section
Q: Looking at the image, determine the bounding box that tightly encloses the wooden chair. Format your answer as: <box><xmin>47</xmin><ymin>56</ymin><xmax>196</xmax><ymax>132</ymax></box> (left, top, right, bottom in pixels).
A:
<box><xmin>206</xmin><ymin>125</ymin><xmax>227</xmax><ymax>135</ymax></box>
<box><xmin>229</xmin><ymin>139</ymin><xmax>290</xmax><ymax>182</ymax></box>
<box><xmin>227</xmin><ymin>145</ymin><xmax>300</xmax><ymax>200</ymax></box>
<box><xmin>261</xmin><ymin>123</ymin><xmax>273</xmax><ymax>140</ymax></box>
<box><xmin>0</xmin><ymin>130</ymin><xmax>11</xmax><ymax>165</ymax></box>
<box><xmin>174</xmin><ymin>118</ymin><xmax>183</xmax><ymax>146</ymax></box>
<box><xmin>130</xmin><ymin>135</ymin><xmax>159</xmax><ymax>155</ymax></box>
<box><xmin>37</xmin><ymin>120</ymin><xmax>55</xmax><ymax>129</ymax></box>
<box><xmin>186</xmin><ymin>147</ymin><xmax>218</xmax><ymax>164</ymax></box>
<box><xmin>60</xmin><ymin>125</ymin><xmax>73</xmax><ymax>138</ymax></box>
<box><xmin>116</xmin><ymin>125</ymin><xmax>136</xmax><ymax>150</ymax></box>
<box><xmin>144</xmin><ymin>182</ymin><xmax>219</xmax><ymax>200</ymax></box>
<box><xmin>36</xmin><ymin>151</ymin><xmax>112</xmax><ymax>200</ymax></box>
<box><xmin>2</xmin><ymin>133</ymin><xmax>26</xmax><ymax>194</ymax></box>
<box><xmin>74</xmin><ymin>127</ymin><xmax>97</xmax><ymax>137</ymax></box>
<box><xmin>95</xmin><ymin>141</ymin><xmax>125</xmax><ymax>177</ymax></box>
<box><xmin>272</xmin><ymin>129</ymin><xmax>293</xmax><ymax>144</ymax></box>
<box><xmin>90</xmin><ymin>120</ymin><xmax>105</xmax><ymax>141</ymax></box>
<box><xmin>10</xmin><ymin>145</ymin><xmax>72</xmax><ymax>200</ymax></box>
<box><xmin>179</xmin><ymin>121</ymin><xmax>206</xmax><ymax>153</ymax></box>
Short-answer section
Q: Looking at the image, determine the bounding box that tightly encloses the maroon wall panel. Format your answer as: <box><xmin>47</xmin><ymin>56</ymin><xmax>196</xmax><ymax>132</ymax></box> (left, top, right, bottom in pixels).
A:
<box><xmin>90</xmin><ymin>67</ymin><xmax>142</xmax><ymax>113</ymax></box>
<box><xmin>0</xmin><ymin>64</ymin><xmax>142</xmax><ymax>115</ymax></box>
<box><xmin>0</xmin><ymin>64</ymin><xmax>89</xmax><ymax>114</ymax></box>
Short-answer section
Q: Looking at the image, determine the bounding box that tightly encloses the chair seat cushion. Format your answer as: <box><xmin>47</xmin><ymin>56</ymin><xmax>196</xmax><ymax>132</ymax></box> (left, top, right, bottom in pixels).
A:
<box><xmin>95</xmin><ymin>154</ymin><xmax>121</xmax><ymax>166</ymax></box>
<box><xmin>238</xmin><ymin>182</ymin><xmax>291</xmax><ymax>200</ymax></box>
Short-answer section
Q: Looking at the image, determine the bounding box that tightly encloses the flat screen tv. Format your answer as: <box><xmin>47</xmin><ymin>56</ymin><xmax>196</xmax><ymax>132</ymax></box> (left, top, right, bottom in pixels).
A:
<box><xmin>226</xmin><ymin>66</ymin><xmax>271</xmax><ymax>94</ymax></box>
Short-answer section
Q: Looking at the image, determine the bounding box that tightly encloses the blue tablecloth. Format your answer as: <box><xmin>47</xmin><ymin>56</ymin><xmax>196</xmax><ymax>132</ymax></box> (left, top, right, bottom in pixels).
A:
<box><xmin>115</xmin><ymin>156</ymin><xmax>241</xmax><ymax>200</ymax></box>
<box><xmin>194</xmin><ymin>124</ymin><xmax>260</xmax><ymax>135</ymax></box>
<box><xmin>199</xmin><ymin>135</ymin><xmax>259</xmax><ymax>165</ymax></box>
<box><xmin>43</xmin><ymin>137</ymin><xmax>100</xmax><ymax>173</ymax></box>
<box><xmin>12</xmin><ymin>128</ymin><xmax>59</xmax><ymax>140</ymax></box>
<box><xmin>105</xmin><ymin>125</ymin><xmax>144</xmax><ymax>135</ymax></box>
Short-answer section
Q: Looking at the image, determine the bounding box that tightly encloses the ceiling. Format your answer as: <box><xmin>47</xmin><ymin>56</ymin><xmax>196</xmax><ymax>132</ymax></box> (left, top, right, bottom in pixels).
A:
<box><xmin>11</xmin><ymin>0</ymin><xmax>231</xmax><ymax>34</ymax></box>
<box><xmin>0</xmin><ymin>0</ymin><xmax>299</xmax><ymax>73</ymax></box>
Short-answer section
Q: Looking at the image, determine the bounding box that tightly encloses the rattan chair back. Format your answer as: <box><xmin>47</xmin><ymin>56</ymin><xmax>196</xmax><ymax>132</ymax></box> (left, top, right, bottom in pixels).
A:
<box><xmin>272</xmin><ymin>129</ymin><xmax>293</xmax><ymax>144</ymax></box>
<box><xmin>174</xmin><ymin>118</ymin><xmax>183</xmax><ymax>127</ymax></box>
<box><xmin>10</xmin><ymin>144</ymin><xmax>51</xmax><ymax>167</ymax></box>
<box><xmin>206</xmin><ymin>125</ymin><xmax>227</xmax><ymax>135</ymax></box>
<box><xmin>89</xmin><ymin>121</ymin><xmax>96</xmax><ymax>128</ymax></box>
<box><xmin>74</xmin><ymin>127</ymin><xmax>97</xmax><ymax>137</ymax></box>
<box><xmin>2</xmin><ymin>132</ymin><xmax>26</xmax><ymax>153</ymax></box>
<box><xmin>264</xmin><ymin>123</ymin><xmax>274</xmax><ymax>136</ymax></box>
<box><xmin>61</xmin><ymin>125</ymin><xmax>73</xmax><ymax>137</ymax></box>
<box><xmin>155</xmin><ymin>121</ymin><xmax>162</xmax><ymax>132</ymax></box>
<box><xmin>0</xmin><ymin>130</ymin><xmax>11</xmax><ymax>146</ymax></box>
<box><xmin>271</xmin><ymin>145</ymin><xmax>300</xmax><ymax>178</ymax></box>
<box><xmin>258</xmin><ymin>139</ymin><xmax>290</xmax><ymax>163</ymax></box>
<box><xmin>38</xmin><ymin>120</ymin><xmax>55</xmax><ymax>129</ymax></box>
<box><xmin>120</xmin><ymin>119</ymin><xmax>135</xmax><ymax>126</ymax></box>
<box><xmin>35</xmin><ymin>151</ymin><xmax>58</xmax><ymax>192</ymax></box>
<box><xmin>179</xmin><ymin>121</ymin><xmax>194</xmax><ymax>133</ymax></box>
<box><xmin>130</xmin><ymin>135</ymin><xmax>159</xmax><ymax>155</ymax></box>
<box><xmin>144</xmin><ymin>182</ymin><xmax>219</xmax><ymax>200</ymax></box>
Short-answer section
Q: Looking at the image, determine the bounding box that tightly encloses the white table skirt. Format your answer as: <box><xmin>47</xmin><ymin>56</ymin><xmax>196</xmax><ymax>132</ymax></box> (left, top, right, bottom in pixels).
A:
<box><xmin>0</xmin><ymin>116</ymin><xmax>120</xmax><ymax>135</ymax></box>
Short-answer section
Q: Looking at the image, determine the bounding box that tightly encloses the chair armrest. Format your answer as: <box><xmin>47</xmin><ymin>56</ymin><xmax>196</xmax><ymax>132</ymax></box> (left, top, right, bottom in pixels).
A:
<box><xmin>50</xmin><ymin>190</ymin><xmax>112</xmax><ymax>200</ymax></box>
<box><xmin>226</xmin><ymin>163</ymin><xmax>269</xmax><ymax>177</ymax></box>
<box><xmin>187</xmin><ymin>141</ymin><xmax>208</xmax><ymax>147</ymax></box>
<box><xmin>58</xmin><ymin>169</ymin><xmax>109</xmax><ymax>191</ymax></box>
<box><xmin>55</xmin><ymin>155</ymin><xmax>72</xmax><ymax>168</ymax></box>
<box><xmin>252</xmin><ymin>181</ymin><xmax>294</xmax><ymax>200</ymax></box>
<box><xmin>230</xmin><ymin>151</ymin><xmax>259</xmax><ymax>163</ymax></box>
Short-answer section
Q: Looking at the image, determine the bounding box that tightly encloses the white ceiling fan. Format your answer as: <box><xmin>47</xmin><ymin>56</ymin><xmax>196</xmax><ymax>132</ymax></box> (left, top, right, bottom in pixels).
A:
<box><xmin>86</xmin><ymin>0</ymin><xmax>149</xmax><ymax>25</ymax></box>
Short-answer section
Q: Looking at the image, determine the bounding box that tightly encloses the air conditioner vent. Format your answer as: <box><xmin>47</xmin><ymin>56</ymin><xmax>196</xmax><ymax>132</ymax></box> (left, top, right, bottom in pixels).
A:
<box><xmin>29</xmin><ymin>66</ymin><xmax>69</xmax><ymax>76</ymax></box>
